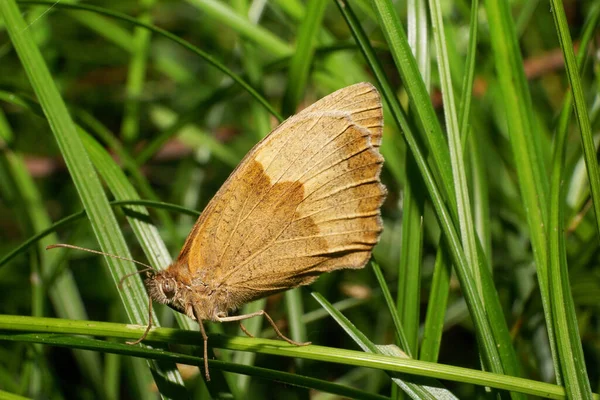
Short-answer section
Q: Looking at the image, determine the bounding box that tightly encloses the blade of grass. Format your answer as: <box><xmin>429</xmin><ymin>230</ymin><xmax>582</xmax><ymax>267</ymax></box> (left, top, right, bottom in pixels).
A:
<box><xmin>186</xmin><ymin>0</ymin><xmax>292</xmax><ymax>58</ymax></box>
<box><xmin>282</xmin><ymin>0</ymin><xmax>328</xmax><ymax>116</ymax></box>
<box><xmin>0</xmin><ymin>332</ymin><xmax>387</xmax><ymax>400</ymax></box>
<box><xmin>428</xmin><ymin>0</ymin><xmax>481</xmax><ymax>296</ymax></box>
<box><xmin>0</xmin><ymin>149</ymin><xmax>106</xmax><ymax>396</ymax></box>
<box><xmin>458</xmin><ymin>0</ymin><xmax>478</xmax><ymax>151</ymax></box>
<box><xmin>312</xmin><ymin>292</ymin><xmax>460</xmax><ymax>400</ymax></box>
<box><xmin>0</xmin><ymin>314</ymin><xmax>588</xmax><ymax>399</ymax></box>
<box><xmin>546</xmin><ymin>3</ymin><xmax>599</xmax><ymax>398</ymax></box>
<box><xmin>120</xmin><ymin>0</ymin><xmax>154</xmax><ymax>143</ymax></box>
<box><xmin>18</xmin><ymin>0</ymin><xmax>282</xmax><ymax>121</ymax></box>
<box><xmin>419</xmin><ymin>245</ymin><xmax>451</xmax><ymax>362</ymax></box>
<box><xmin>397</xmin><ymin>159</ymin><xmax>424</xmax><ymax>356</ymax></box>
<box><xmin>372</xmin><ymin>262</ymin><xmax>411</xmax><ymax>355</ymax></box>
<box><xmin>0</xmin><ymin>1</ymin><xmax>186</xmax><ymax>396</ymax></box>
<box><xmin>336</xmin><ymin>0</ymin><xmax>522</xmax><ymax>385</ymax></box>
<box><xmin>369</xmin><ymin>0</ymin><xmax>456</xmax><ymax>207</ymax></box>
<box><xmin>484</xmin><ymin>0</ymin><xmax>558</xmax><ymax>382</ymax></box>
<box><xmin>79</xmin><ymin>131</ymin><xmax>238</xmax><ymax>394</ymax></box>
<box><xmin>398</xmin><ymin>0</ymin><xmax>427</xmax><ymax>361</ymax></box>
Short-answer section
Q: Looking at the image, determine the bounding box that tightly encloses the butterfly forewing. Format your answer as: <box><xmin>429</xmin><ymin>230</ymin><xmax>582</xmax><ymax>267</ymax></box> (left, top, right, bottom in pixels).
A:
<box><xmin>179</xmin><ymin>82</ymin><xmax>385</xmax><ymax>307</ymax></box>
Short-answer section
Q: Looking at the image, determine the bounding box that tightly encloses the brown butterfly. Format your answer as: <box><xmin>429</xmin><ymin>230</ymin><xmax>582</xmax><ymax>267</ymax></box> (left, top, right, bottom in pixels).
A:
<box><xmin>51</xmin><ymin>82</ymin><xmax>385</xmax><ymax>380</ymax></box>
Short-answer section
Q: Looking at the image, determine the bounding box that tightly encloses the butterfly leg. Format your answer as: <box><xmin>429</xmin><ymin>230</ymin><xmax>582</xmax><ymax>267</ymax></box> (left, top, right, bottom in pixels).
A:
<box><xmin>198</xmin><ymin>322</ymin><xmax>211</xmax><ymax>381</ymax></box>
<box><xmin>239</xmin><ymin>322</ymin><xmax>255</xmax><ymax>338</ymax></box>
<box><xmin>126</xmin><ymin>296</ymin><xmax>153</xmax><ymax>345</ymax></box>
<box><xmin>217</xmin><ymin>311</ymin><xmax>311</xmax><ymax>346</ymax></box>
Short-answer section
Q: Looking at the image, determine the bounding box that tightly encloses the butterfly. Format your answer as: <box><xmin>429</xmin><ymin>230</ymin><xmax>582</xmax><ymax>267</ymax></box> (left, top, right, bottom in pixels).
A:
<box><xmin>52</xmin><ymin>82</ymin><xmax>385</xmax><ymax>381</ymax></box>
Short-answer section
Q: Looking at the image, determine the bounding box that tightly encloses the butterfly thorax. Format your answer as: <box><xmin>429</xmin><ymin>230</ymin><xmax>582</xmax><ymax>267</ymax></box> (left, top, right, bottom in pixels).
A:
<box><xmin>145</xmin><ymin>264</ymin><xmax>232</xmax><ymax>322</ymax></box>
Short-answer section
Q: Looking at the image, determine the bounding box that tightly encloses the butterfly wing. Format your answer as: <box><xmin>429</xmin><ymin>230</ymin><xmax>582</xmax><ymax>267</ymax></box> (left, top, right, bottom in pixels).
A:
<box><xmin>178</xmin><ymin>82</ymin><xmax>385</xmax><ymax>306</ymax></box>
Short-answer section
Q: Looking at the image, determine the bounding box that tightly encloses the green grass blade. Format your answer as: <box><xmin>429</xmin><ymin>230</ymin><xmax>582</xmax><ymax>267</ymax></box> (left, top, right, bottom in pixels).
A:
<box><xmin>0</xmin><ymin>314</ymin><xmax>593</xmax><ymax>399</ymax></box>
<box><xmin>186</xmin><ymin>0</ymin><xmax>292</xmax><ymax>57</ymax></box>
<box><xmin>484</xmin><ymin>0</ymin><xmax>558</xmax><ymax>382</ymax></box>
<box><xmin>428</xmin><ymin>0</ymin><xmax>480</xmax><ymax>294</ymax></box>
<box><xmin>0</xmin><ymin>0</ymin><xmax>186</xmax><ymax>395</ymax></box>
<box><xmin>371</xmin><ymin>262</ymin><xmax>411</xmax><ymax>355</ymax></box>
<box><xmin>336</xmin><ymin>0</ymin><xmax>522</xmax><ymax>384</ymax></box>
<box><xmin>419</xmin><ymin>246</ymin><xmax>451</xmax><ymax>362</ymax></box>
<box><xmin>369</xmin><ymin>0</ymin><xmax>455</xmax><ymax>206</ymax></box>
<box><xmin>0</xmin><ymin>332</ymin><xmax>387</xmax><ymax>400</ymax></box>
<box><xmin>282</xmin><ymin>0</ymin><xmax>328</xmax><ymax>116</ymax></box>
<box><xmin>546</xmin><ymin>2</ymin><xmax>599</xmax><ymax>398</ymax></box>
<box><xmin>549</xmin><ymin>0</ymin><xmax>600</xmax><ymax>241</ymax></box>
<box><xmin>120</xmin><ymin>0</ymin><xmax>154</xmax><ymax>143</ymax></box>
<box><xmin>397</xmin><ymin>0</ymin><xmax>427</xmax><ymax>359</ymax></box>
<box><xmin>397</xmin><ymin>158</ymin><xmax>424</xmax><ymax>356</ymax></box>
<box><xmin>18</xmin><ymin>0</ymin><xmax>282</xmax><ymax>121</ymax></box>
<box><xmin>313</xmin><ymin>292</ymin><xmax>461</xmax><ymax>400</ymax></box>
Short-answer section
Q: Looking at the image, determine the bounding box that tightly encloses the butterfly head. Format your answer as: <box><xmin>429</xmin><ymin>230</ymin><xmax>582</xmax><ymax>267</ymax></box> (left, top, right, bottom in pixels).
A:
<box><xmin>144</xmin><ymin>270</ymin><xmax>193</xmax><ymax>317</ymax></box>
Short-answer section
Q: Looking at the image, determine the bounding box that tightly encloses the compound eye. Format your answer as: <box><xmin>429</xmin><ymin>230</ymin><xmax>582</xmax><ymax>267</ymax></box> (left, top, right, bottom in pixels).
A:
<box><xmin>162</xmin><ymin>280</ymin><xmax>176</xmax><ymax>299</ymax></box>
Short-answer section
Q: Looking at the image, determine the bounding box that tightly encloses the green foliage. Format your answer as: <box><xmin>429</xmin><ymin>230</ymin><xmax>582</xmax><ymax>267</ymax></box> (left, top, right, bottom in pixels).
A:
<box><xmin>1</xmin><ymin>0</ymin><xmax>599</xmax><ymax>398</ymax></box>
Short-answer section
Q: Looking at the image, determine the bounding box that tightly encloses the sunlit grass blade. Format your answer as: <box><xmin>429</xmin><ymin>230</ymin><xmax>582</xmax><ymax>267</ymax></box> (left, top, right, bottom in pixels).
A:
<box><xmin>18</xmin><ymin>0</ymin><xmax>282</xmax><ymax>121</ymax></box>
<box><xmin>0</xmin><ymin>149</ymin><xmax>105</xmax><ymax>395</ymax></box>
<box><xmin>419</xmin><ymin>246</ymin><xmax>451</xmax><ymax>362</ymax></box>
<box><xmin>484</xmin><ymin>0</ymin><xmax>557</xmax><ymax>382</ymax></box>
<box><xmin>398</xmin><ymin>0</ymin><xmax>427</xmax><ymax>360</ymax></box>
<box><xmin>80</xmin><ymin>131</ymin><xmax>240</xmax><ymax>396</ymax></box>
<box><xmin>186</xmin><ymin>0</ymin><xmax>292</xmax><ymax>57</ymax></box>
<box><xmin>371</xmin><ymin>262</ymin><xmax>411</xmax><ymax>355</ymax></box>
<box><xmin>549</xmin><ymin>1</ymin><xmax>600</xmax><ymax>240</ymax></box>
<box><xmin>313</xmin><ymin>292</ymin><xmax>459</xmax><ymax>399</ymax></box>
<box><xmin>336</xmin><ymin>0</ymin><xmax>520</xmax><ymax>384</ymax></box>
<box><xmin>546</xmin><ymin>3</ymin><xmax>599</xmax><ymax>398</ymax></box>
<box><xmin>0</xmin><ymin>314</ymin><xmax>586</xmax><ymax>399</ymax></box>
<box><xmin>282</xmin><ymin>0</ymin><xmax>328</xmax><ymax>116</ymax></box>
<box><xmin>369</xmin><ymin>0</ymin><xmax>455</xmax><ymax>206</ymax></box>
<box><xmin>0</xmin><ymin>0</ymin><xmax>186</xmax><ymax>394</ymax></box>
<box><xmin>0</xmin><ymin>332</ymin><xmax>386</xmax><ymax>400</ymax></box>
<box><xmin>120</xmin><ymin>0</ymin><xmax>153</xmax><ymax>143</ymax></box>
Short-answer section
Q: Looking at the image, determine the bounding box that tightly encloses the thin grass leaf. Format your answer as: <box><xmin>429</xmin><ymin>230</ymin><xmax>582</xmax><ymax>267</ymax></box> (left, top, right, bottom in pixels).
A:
<box><xmin>371</xmin><ymin>262</ymin><xmax>411</xmax><ymax>355</ymax></box>
<box><xmin>282</xmin><ymin>0</ymin><xmax>328</xmax><ymax>116</ymax></box>
<box><xmin>80</xmin><ymin>131</ymin><xmax>239</xmax><ymax>396</ymax></box>
<box><xmin>397</xmin><ymin>160</ymin><xmax>424</xmax><ymax>356</ymax></box>
<box><xmin>369</xmin><ymin>0</ymin><xmax>455</xmax><ymax>206</ymax></box>
<box><xmin>428</xmin><ymin>0</ymin><xmax>481</xmax><ymax>295</ymax></box>
<box><xmin>546</xmin><ymin>2</ymin><xmax>599</xmax><ymax>398</ymax></box>
<box><xmin>336</xmin><ymin>0</ymin><xmax>521</xmax><ymax>384</ymax></box>
<box><xmin>0</xmin><ymin>314</ymin><xmax>588</xmax><ymax>399</ymax></box>
<box><xmin>18</xmin><ymin>0</ymin><xmax>282</xmax><ymax>121</ymax></box>
<box><xmin>120</xmin><ymin>0</ymin><xmax>154</xmax><ymax>143</ymax></box>
<box><xmin>458</xmin><ymin>0</ymin><xmax>478</xmax><ymax>150</ymax></box>
<box><xmin>548</xmin><ymin>2</ymin><xmax>600</xmax><ymax>241</ymax></box>
<box><xmin>398</xmin><ymin>0</ymin><xmax>427</xmax><ymax>361</ymax></box>
<box><xmin>186</xmin><ymin>0</ymin><xmax>292</xmax><ymax>58</ymax></box>
<box><xmin>0</xmin><ymin>389</ymin><xmax>30</xmax><ymax>400</ymax></box>
<box><xmin>484</xmin><ymin>0</ymin><xmax>558</xmax><ymax>383</ymax></box>
<box><xmin>0</xmin><ymin>1</ymin><xmax>186</xmax><ymax>395</ymax></box>
<box><xmin>419</xmin><ymin>246</ymin><xmax>451</xmax><ymax>362</ymax></box>
<box><xmin>313</xmin><ymin>292</ymin><xmax>458</xmax><ymax>400</ymax></box>
<box><xmin>0</xmin><ymin>332</ymin><xmax>387</xmax><ymax>400</ymax></box>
